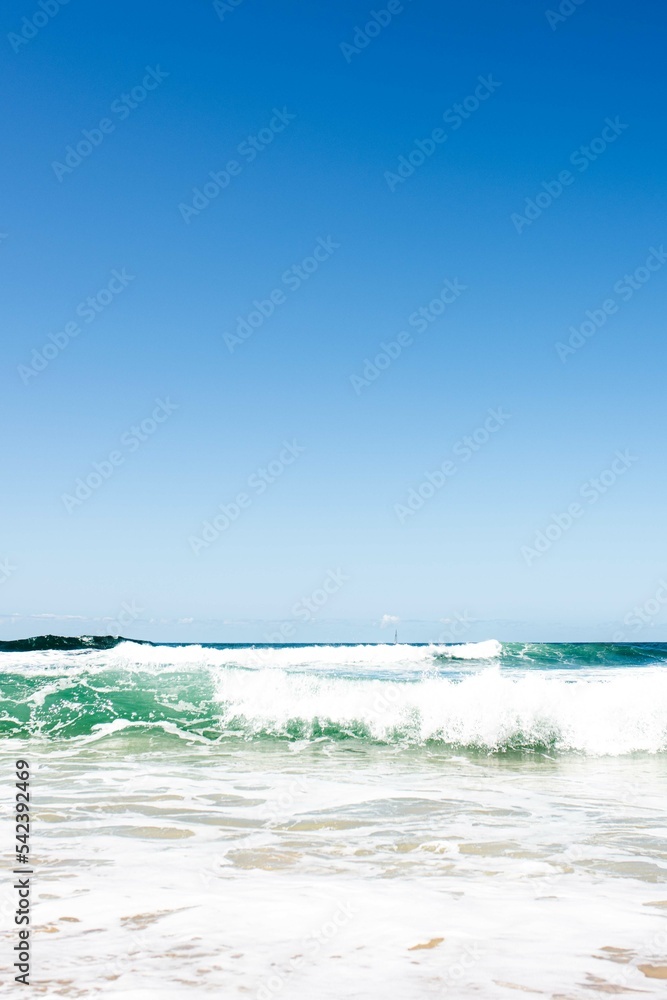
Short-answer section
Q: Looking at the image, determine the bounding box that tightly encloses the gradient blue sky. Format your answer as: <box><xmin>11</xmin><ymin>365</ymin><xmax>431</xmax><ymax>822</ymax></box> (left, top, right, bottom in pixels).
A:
<box><xmin>2</xmin><ymin>0</ymin><xmax>666</xmax><ymax>642</ymax></box>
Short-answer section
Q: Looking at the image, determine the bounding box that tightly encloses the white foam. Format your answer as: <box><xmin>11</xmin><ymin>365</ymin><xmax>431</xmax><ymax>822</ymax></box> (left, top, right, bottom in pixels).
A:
<box><xmin>104</xmin><ymin>639</ymin><xmax>501</xmax><ymax>671</ymax></box>
<box><xmin>0</xmin><ymin>640</ymin><xmax>501</xmax><ymax>679</ymax></box>
<box><xmin>211</xmin><ymin>664</ymin><xmax>667</xmax><ymax>754</ymax></box>
<box><xmin>23</xmin><ymin>735</ymin><xmax>667</xmax><ymax>997</ymax></box>
<box><xmin>438</xmin><ymin>639</ymin><xmax>502</xmax><ymax>660</ymax></box>
<box><xmin>4</xmin><ymin>640</ymin><xmax>667</xmax><ymax>754</ymax></box>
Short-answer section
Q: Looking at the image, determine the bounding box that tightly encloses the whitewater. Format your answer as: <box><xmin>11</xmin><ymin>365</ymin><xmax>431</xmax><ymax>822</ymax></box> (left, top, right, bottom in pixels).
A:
<box><xmin>1</xmin><ymin>637</ymin><xmax>666</xmax><ymax>997</ymax></box>
<box><xmin>2</xmin><ymin>637</ymin><xmax>667</xmax><ymax>754</ymax></box>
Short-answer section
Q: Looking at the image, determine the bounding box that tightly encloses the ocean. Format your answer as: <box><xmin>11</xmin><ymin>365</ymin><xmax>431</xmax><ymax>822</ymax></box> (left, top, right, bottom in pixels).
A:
<box><xmin>1</xmin><ymin>637</ymin><xmax>666</xmax><ymax>997</ymax></box>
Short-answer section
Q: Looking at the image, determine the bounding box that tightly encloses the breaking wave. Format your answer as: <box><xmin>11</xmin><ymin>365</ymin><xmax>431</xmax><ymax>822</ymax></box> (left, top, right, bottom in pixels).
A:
<box><xmin>1</xmin><ymin>636</ymin><xmax>667</xmax><ymax>752</ymax></box>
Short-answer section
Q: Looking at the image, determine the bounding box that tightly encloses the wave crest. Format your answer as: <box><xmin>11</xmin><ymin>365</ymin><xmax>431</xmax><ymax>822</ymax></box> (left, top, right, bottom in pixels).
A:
<box><xmin>2</xmin><ymin>643</ymin><xmax>667</xmax><ymax>752</ymax></box>
<box><xmin>209</xmin><ymin>665</ymin><xmax>667</xmax><ymax>754</ymax></box>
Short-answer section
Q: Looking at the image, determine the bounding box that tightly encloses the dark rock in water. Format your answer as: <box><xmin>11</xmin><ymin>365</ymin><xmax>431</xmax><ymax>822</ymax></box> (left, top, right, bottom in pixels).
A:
<box><xmin>0</xmin><ymin>634</ymin><xmax>125</xmax><ymax>652</ymax></box>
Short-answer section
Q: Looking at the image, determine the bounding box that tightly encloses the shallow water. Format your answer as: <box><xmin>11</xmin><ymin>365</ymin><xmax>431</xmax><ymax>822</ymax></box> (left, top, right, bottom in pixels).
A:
<box><xmin>1</xmin><ymin>639</ymin><xmax>666</xmax><ymax>996</ymax></box>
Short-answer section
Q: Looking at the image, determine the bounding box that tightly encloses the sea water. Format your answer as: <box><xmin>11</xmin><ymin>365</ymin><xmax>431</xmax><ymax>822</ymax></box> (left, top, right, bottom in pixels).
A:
<box><xmin>1</xmin><ymin>637</ymin><xmax>666</xmax><ymax>996</ymax></box>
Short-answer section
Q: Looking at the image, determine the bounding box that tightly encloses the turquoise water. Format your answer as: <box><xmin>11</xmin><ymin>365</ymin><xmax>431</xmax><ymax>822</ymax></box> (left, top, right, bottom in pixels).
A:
<box><xmin>2</xmin><ymin>637</ymin><xmax>667</xmax><ymax>752</ymax></box>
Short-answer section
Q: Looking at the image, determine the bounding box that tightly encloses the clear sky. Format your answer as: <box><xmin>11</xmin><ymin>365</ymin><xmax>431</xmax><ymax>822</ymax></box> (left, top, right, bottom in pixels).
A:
<box><xmin>2</xmin><ymin>0</ymin><xmax>666</xmax><ymax>642</ymax></box>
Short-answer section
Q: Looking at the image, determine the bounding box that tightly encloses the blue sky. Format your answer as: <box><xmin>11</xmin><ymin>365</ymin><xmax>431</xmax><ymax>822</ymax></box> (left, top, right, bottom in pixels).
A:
<box><xmin>2</xmin><ymin>0</ymin><xmax>666</xmax><ymax>642</ymax></box>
